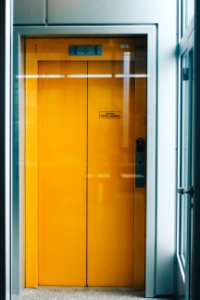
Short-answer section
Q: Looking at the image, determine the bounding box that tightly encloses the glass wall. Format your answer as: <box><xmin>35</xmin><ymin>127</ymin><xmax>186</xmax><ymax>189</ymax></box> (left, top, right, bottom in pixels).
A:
<box><xmin>176</xmin><ymin>1</ymin><xmax>195</xmax><ymax>299</ymax></box>
<box><xmin>181</xmin><ymin>0</ymin><xmax>195</xmax><ymax>36</ymax></box>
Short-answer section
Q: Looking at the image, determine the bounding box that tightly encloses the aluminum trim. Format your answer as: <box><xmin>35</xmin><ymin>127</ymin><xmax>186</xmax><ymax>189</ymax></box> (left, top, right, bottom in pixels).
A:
<box><xmin>12</xmin><ymin>25</ymin><xmax>157</xmax><ymax>298</ymax></box>
<box><xmin>5</xmin><ymin>0</ymin><xmax>12</xmax><ymax>298</ymax></box>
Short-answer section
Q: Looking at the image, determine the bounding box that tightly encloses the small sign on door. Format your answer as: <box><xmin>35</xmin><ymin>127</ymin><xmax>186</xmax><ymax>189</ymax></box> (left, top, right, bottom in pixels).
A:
<box><xmin>99</xmin><ymin>111</ymin><xmax>120</xmax><ymax>119</ymax></box>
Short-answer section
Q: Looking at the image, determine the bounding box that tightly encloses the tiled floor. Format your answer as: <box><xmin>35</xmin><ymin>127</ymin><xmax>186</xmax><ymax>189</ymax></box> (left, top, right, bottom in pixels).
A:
<box><xmin>12</xmin><ymin>287</ymin><xmax>172</xmax><ymax>300</ymax></box>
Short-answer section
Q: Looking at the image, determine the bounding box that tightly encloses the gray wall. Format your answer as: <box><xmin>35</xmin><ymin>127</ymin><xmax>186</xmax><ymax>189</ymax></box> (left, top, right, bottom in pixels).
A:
<box><xmin>13</xmin><ymin>0</ymin><xmax>177</xmax><ymax>296</ymax></box>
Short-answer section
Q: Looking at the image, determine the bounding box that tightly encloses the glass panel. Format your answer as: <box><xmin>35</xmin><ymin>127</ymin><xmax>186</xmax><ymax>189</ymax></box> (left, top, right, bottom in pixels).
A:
<box><xmin>12</xmin><ymin>37</ymin><xmax>147</xmax><ymax>297</ymax></box>
<box><xmin>189</xmin><ymin>49</ymin><xmax>194</xmax><ymax>300</ymax></box>
<box><xmin>187</xmin><ymin>0</ymin><xmax>194</xmax><ymax>26</ymax></box>
<box><xmin>181</xmin><ymin>0</ymin><xmax>195</xmax><ymax>36</ymax></box>
<box><xmin>177</xmin><ymin>46</ymin><xmax>193</xmax><ymax>300</ymax></box>
<box><xmin>178</xmin><ymin>50</ymin><xmax>193</xmax><ymax>300</ymax></box>
<box><xmin>181</xmin><ymin>0</ymin><xmax>187</xmax><ymax>36</ymax></box>
<box><xmin>179</xmin><ymin>54</ymin><xmax>189</xmax><ymax>266</ymax></box>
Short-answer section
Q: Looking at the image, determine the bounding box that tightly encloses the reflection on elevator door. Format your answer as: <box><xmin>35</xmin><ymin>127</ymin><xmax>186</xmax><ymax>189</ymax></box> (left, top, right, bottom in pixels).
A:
<box><xmin>88</xmin><ymin>60</ymin><xmax>134</xmax><ymax>286</ymax></box>
<box><xmin>38</xmin><ymin>61</ymin><xmax>87</xmax><ymax>286</ymax></box>
<box><xmin>25</xmin><ymin>38</ymin><xmax>147</xmax><ymax>288</ymax></box>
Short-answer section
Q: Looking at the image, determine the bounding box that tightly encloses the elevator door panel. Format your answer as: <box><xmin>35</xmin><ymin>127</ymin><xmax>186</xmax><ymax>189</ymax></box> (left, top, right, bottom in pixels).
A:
<box><xmin>25</xmin><ymin>38</ymin><xmax>146</xmax><ymax>289</ymax></box>
<box><xmin>87</xmin><ymin>61</ymin><xmax>135</xmax><ymax>286</ymax></box>
<box><xmin>38</xmin><ymin>61</ymin><xmax>87</xmax><ymax>286</ymax></box>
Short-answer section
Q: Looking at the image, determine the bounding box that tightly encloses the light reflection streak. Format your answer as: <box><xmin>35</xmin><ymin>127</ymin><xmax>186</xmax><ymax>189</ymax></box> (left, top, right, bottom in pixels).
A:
<box><xmin>17</xmin><ymin>74</ymin><xmax>149</xmax><ymax>79</ymax></box>
<box><xmin>120</xmin><ymin>174</ymin><xmax>144</xmax><ymax>178</ymax></box>
<box><xmin>67</xmin><ymin>74</ymin><xmax>112</xmax><ymax>78</ymax></box>
<box><xmin>17</xmin><ymin>74</ymin><xmax>65</xmax><ymax>79</ymax></box>
<box><xmin>122</xmin><ymin>52</ymin><xmax>130</xmax><ymax>149</ymax></box>
<box><xmin>115</xmin><ymin>74</ymin><xmax>149</xmax><ymax>78</ymax></box>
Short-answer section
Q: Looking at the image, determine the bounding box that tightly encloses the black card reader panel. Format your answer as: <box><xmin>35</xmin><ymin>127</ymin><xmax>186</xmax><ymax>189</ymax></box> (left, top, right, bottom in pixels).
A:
<box><xmin>135</xmin><ymin>138</ymin><xmax>146</xmax><ymax>188</ymax></box>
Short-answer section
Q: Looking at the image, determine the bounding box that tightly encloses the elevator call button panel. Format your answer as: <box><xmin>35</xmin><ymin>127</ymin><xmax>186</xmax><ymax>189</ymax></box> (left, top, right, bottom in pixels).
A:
<box><xmin>69</xmin><ymin>45</ymin><xmax>102</xmax><ymax>56</ymax></box>
<box><xmin>135</xmin><ymin>138</ymin><xmax>146</xmax><ymax>188</ymax></box>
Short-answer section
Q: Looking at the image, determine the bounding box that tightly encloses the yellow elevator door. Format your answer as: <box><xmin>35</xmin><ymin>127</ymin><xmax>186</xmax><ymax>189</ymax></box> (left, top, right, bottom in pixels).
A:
<box><xmin>38</xmin><ymin>61</ymin><xmax>87</xmax><ymax>286</ymax></box>
<box><xmin>87</xmin><ymin>61</ymin><xmax>134</xmax><ymax>286</ymax></box>
<box><xmin>35</xmin><ymin>54</ymin><xmax>141</xmax><ymax>287</ymax></box>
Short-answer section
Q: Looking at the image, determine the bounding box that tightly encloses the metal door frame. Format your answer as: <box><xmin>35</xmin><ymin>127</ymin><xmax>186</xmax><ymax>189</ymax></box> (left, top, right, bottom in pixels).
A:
<box><xmin>176</xmin><ymin>17</ymin><xmax>194</xmax><ymax>299</ymax></box>
<box><xmin>12</xmin><ymin>25</ymin><xmax>157</xmax><ymax>298</ymax></box>
<box><xmin>2</xmin><ymin>0</ymin><xmax>12</xmax><ymax>299</ymax></box>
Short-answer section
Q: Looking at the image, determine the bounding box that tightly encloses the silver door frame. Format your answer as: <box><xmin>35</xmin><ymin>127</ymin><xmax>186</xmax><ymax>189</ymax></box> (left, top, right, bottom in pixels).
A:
<box><xmin>11</xmin><ymin>25</ymin><xmax>157</xmax><ymax>298</ymax></box>
<box><xmin>5</xmin><ymin>0</ymin><xmax>12</xmax><ymax>299</ymax></box>
<box><xmin>176</xmin><ymin>15</ymin><xmax>194</xmax><ymax>298</ymax></box>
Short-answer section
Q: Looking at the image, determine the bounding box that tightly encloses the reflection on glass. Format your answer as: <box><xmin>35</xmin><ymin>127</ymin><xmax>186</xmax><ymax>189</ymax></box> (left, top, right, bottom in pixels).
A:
<box><xmin>187</xmin><ymin>0</ymin><xmax>194</xmax><ymax>25</ymax></box>
<box><xmin>182</xmin><ymin>0</ymin><xmax>194</xmax><ymax>36</ymax></box>
<box><xmin>179</xmin><ymin>54</ymin><xmax>190</xmax><ymax>268</ymax></box>
<box><xmin>123</xmin><ymin>51</ymin><xmax>131</xmax><ymax>149</ymax></box>
<box><xmin>17</xmin><ymin>73</ymin><xmax>149</xmax><ymax>79</ymax></box>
